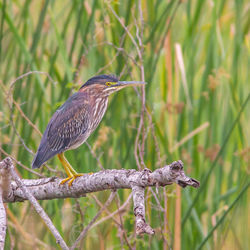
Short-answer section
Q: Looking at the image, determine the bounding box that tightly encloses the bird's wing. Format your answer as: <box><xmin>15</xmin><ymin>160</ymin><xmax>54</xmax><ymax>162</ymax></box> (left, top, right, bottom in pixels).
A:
<box><xmin>47</xmin><ymin>93</ymin><xmax>89</xmax><ymax>152</ymax></box>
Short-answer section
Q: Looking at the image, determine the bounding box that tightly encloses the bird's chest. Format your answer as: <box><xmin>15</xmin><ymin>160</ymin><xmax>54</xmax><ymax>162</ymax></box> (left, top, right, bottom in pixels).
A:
<box><xmin>89</xmin><ymin>97</ymin><xmax>108</xmax><ymax>131</ymax></box>
<box><xmin>68</xmin><ymin>96</ymin><xmax>108</xmax><ymax>150</ymax></box>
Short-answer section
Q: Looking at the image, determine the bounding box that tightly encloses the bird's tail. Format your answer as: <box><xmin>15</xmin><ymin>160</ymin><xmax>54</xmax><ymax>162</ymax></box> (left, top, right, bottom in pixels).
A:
<box><xmin>32</xmin><ymin>152</ymin><xmax>44</xmax><ymax>169</ymax></box>
<box><xmin>32</xmin><ymin>145</ymin><xmax>55</xmax><ymax>169</ymax></box>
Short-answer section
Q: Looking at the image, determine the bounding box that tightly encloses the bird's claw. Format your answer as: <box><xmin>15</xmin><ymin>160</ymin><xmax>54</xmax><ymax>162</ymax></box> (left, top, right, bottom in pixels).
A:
<box><xmin>60</xmin><ymin>173</ymin><xmax>84</xmax><ymax>186</ymax></box>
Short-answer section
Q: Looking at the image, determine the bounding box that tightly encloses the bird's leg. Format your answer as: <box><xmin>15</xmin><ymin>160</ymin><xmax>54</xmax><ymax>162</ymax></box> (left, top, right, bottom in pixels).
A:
<box><xmin>58</xmin><ymin>153</ymin><xmax>74</xmax><ymax>176</ymax></box>
<box><xmin>57</xmin><ymin>153</ymin><xmax>83</xmax><ymax>186</ymax></box>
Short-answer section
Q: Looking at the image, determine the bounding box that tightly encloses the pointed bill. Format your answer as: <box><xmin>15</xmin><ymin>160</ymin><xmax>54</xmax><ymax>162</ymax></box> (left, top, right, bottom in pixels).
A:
<box><xmin>115</xmin><ymin>81</ymin><xmax>146</xmax><ymax>87</ymax></box>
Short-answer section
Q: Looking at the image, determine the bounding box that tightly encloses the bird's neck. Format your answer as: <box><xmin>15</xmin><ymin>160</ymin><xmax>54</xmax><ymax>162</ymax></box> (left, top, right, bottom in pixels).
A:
<box><xmin>88</xmin><ymin>95</ymin><xmax>109</xmax><ymax>130</ymax></box>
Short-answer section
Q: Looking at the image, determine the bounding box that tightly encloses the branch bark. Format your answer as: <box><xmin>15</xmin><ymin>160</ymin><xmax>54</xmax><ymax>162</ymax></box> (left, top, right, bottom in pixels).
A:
<box><xmin>0</xmin><ymin>158</ymin><xmax>11</xmax><ymax>249</ymax></box>
<box><xmin>0</xmin><ymin>157</ymin><xmax>199</xmax><ymax>247</ymax></box>
<box><xmin>0</xmin><ymin>191</ymin><xmax>6</xmax><ymax>250</ymax></box>
<box><xmin>0</xmin><ymin>158</ymin><xmax>69</xmax><ymax>250</ymax></box>
<box><xmin>3</xmin><ymin>159</ymin><xmax>199</xmax><ymax>204</ymax></box>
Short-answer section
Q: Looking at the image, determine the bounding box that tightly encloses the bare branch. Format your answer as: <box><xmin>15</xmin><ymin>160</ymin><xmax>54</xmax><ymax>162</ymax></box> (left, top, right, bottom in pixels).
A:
<box><xmin>132</xmin><ymin>185</ymin><xmax>154</xmax><ymax>235</ymax></box>
<box><xmin>0</xmin><ymin>157</ymin><xmax>199</xmax><ymax>239</ymax></box>
<box><xmin>3</xmin><ymin>160</ymin><xmax>199</xmax><ymax>203</ymax></box>
<box><xmin>0</xmin><ymin>191</ymin><xmax>6</xmax><ymax>249</ymax></box>
<box><xmin>0</xmin><ymin>158</ymin><xmax>69</xmax><ymax>250</ymax></box>
<box><xmin>0</xmin><ymin>158</ymin><xmax>12</xmax><ymax>201</ymax></box>
<box><xmin>0</xmin><ymin>157</ymin><xmax>13</xmax><ymax>248</ymax></box>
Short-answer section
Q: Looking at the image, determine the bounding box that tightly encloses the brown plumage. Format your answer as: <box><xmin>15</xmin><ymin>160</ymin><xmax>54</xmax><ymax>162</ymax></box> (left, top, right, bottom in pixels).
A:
<box><xmin>32</xmin><ymin>74</ymin><xmax>145</xmax><ymax>185</ymax></box>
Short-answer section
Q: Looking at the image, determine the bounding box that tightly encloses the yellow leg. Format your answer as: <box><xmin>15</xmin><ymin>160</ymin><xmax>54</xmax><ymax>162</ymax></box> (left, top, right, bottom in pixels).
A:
<box><xmin>58</xmin><ymin>153</ymin><xmax>84</xmax><ymax>186</ymax></box>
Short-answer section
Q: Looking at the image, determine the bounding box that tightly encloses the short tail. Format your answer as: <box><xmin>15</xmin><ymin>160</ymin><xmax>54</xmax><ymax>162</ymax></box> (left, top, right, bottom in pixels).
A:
<box><xmin>32</xmin><ymin>145</ymin><xmax>56</xmax><ymax>169</ymax></box>
<box><xmin>32</xmin><ymin>152</ymin><xmax>44</xmax><ymax>169</ymax></box>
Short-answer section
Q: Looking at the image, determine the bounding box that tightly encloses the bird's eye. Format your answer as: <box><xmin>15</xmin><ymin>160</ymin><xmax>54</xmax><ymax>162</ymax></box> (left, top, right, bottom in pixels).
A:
<box><xmin>106</xmin><ymin>82</ymin><xmax>114</xmax><ymax>86</ymax></box>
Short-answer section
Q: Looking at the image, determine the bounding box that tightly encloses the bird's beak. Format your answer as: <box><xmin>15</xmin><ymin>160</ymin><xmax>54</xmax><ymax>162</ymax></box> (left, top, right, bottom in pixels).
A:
<box><xmin>114</xmin><ymin>81</ymin><xmax>146</xmax><ymax>88</ymax></box>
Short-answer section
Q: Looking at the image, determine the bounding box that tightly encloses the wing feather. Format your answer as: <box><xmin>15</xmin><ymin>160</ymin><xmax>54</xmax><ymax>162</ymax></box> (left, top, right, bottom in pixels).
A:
<box><xmin>47</xmin><ymin>93</ymin><xmax>89</xmax><ymax>152</ymax></box>
<box><xmin>32</xmin><ymin>92</ymin><xmax>90</xmax><ymax>168</ymax></box>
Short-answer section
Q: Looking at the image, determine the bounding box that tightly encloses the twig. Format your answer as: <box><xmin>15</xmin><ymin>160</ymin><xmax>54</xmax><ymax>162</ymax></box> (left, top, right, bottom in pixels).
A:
<box><xmin>12</xmin><ymin>98</ymin><xmax>42</xmax><ymax>137</ymax></box>
<box><xmin>96</xmin><ymin>33</ymin><xmax>127</xmax><ymax>75</ymax></box>
<box><xmin>114</xmin><ymin>193</ymin><xmax>133</xmax><ymax>250</ymax></box>
<box><xmin>0</xmin><ymin>81</ymin><xmax>42</xmax><ymax>137</ymax></box>
<box><xmin>107</xmin><ymin>4</ymin><xmax>141</xmax><ymax>58</ymax></box>
<box><xmin>90</xmin><ymin>194</ymin><xmax>121</xmax><ymax>226</ymax></box>
<box><xmin>146</xmin><ymin>107</ymin><xmax>163</xmax><ymax>166</ymax></box>
<box><xmin>149</xmin><ymin>187</ymin><xmax>164</xmax><ymax>212</ymax></box>
<box><xmin>163</xmin><ymin>189</ymin><xmax>171</xmax><ymax>248</ymax></box>
<box><xmin>1</xmin><ymin>158</ymin><xmax>69</xmax><ymax>250</ymax></box>
<box><xmin>90</xmin><ymin>193</ymin><xmax>132</xmax><ymax>230</ymax></box>
<box><xmin>85</xmin><ymin>142</ymin><xmax>104</xmax><ymax>170</ymax></box>
<box><xmin>133</xmin><ymin>0</ymin><xmax>146</xmax><ymax>170</ymax></box>
<box><xmin>0</xmin><ymin>148</ymin><xmax>44</xmax><ymax>177</ymax></box>
<box><xmin>70</xmin><ymin>191</ymin><xmax>116</xmax><ymax>250</ymax></box>
<box><xmin>9</xmin><ymin>71</ymin><xmax>56</xmax><ymax>92</ymax></box>
<box><xmin>0</xmin><ymin>82</ymin><xmax>36</xmax><ymax>156</ymax></box>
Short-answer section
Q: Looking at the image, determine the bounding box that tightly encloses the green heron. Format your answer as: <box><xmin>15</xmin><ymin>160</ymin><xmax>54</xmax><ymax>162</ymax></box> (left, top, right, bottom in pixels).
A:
<box><xmin>32</xmin><ymin>75</ymin><xmax>145</xmax><ymax>186</ymax></box>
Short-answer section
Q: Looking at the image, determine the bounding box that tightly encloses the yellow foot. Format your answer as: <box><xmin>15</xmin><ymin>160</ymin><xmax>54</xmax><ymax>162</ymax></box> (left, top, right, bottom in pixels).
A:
<box><xmin>68</xmin><ymin>173</ymin><xmax>84</xmax><ymax>186</ymax></box>
<box><xmin>60</xmin><ymin>176</ymin><xmax>73</xmax><ymax>185</ymax></box>
<box><xmin>60</xmin><ymin>173</ymin><xmax>84</xmax><ymax>186</ymax></box>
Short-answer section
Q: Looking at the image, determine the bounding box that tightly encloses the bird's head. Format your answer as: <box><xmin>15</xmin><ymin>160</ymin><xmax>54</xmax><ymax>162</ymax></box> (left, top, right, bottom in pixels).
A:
<box><xmin>79</xmin><ymin>74</ymin><xmax>146</xmax><ymax>96</ymax></box>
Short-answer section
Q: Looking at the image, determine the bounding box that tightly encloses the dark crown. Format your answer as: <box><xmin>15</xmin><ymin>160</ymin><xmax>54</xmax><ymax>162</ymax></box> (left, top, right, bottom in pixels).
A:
<box><xmin>80</xmin><ymin>75</ymin><xmax>118</xmax><ymax>89</ymax></box>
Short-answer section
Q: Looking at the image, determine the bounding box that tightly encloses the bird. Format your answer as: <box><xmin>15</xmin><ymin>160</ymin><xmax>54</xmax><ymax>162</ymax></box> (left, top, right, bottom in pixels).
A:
<box><xmin>32</xmin><ymin>74</ymin><xmax>145</xmax><ymax>186</ymax></box>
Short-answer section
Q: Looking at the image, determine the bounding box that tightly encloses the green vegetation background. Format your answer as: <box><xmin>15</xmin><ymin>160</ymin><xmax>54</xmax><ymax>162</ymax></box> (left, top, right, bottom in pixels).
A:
<box><xmin>0</xmin><ymin>0</ymin><xmax>249</xmax><ymax>249</ymax></box>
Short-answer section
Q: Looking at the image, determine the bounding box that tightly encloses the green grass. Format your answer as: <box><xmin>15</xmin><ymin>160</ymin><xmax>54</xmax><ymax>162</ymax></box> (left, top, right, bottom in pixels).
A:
<box><xmin>0</xmin><ymin>0</ymin><xmax>249</xmax><ymax>249</ymax></box>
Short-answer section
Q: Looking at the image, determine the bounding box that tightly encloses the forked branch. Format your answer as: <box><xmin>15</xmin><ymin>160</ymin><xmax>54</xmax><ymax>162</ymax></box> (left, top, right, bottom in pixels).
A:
<box><xmin>0</xmin><ymin>157</ymin><xmax>199</xmax><ymax>247</ymax></box>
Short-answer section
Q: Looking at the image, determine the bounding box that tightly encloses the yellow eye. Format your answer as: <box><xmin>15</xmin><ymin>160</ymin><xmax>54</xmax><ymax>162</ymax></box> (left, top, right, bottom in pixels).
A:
<box><xmin>106</xmin><ymin>82</ymin><xmax>114</xmax><ymax>86</ymax></box>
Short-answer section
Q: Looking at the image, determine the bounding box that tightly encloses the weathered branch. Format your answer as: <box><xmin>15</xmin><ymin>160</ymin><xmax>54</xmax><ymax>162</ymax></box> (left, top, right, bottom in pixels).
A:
<box><xmin>0</xmin><ymin>191</ymin><xmax>6</xmax><ymax>250</ymax></box>
<box><xmin>3</xmin><ymin>159</ymin><xmax>199</xmax><ymax>204</ymax></box>
<box><xmin>0</xmin><ymin>158</ymin><xmax>11</xmax><ymax>249</ymax></box>
<box><xmin>0</xmin><ymin>158</ymin><xmax>69</xmax><ymax>250</ymax></box>
<box><xmin>132</xmin><ymin>185</ymin><xmax>154</xmax><ymax>234</ymax></box>
<box><xmin>0</xmin><ymin>157</ymin><xmax>199</xmax><ymax>241</ymax></box>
